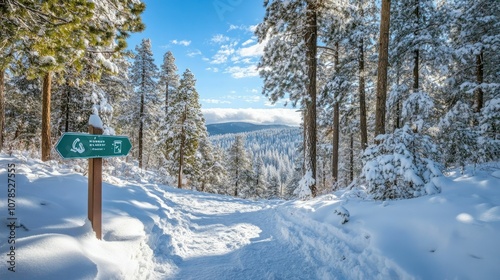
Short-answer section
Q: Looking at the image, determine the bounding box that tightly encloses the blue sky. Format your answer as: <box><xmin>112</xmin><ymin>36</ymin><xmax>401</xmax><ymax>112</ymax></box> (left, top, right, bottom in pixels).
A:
<box><xmin>126</xmin><ymin>0</ymin><xmax>300</xmax><ymax>126</ymax></box>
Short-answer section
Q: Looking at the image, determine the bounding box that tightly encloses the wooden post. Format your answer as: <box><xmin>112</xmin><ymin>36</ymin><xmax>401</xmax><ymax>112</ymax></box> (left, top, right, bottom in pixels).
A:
<box><xmin>88</xmin><ymin>125</ymin><xmax>103</xmax><ymax>239</ymax></box>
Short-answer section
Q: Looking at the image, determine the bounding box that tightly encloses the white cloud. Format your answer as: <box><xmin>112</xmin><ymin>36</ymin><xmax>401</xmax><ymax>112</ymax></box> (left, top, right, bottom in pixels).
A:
<box><xmin>225</xmin><ymin>65</ymin><xmax>259</xmax><ymax>78</ymax></box>
<box><xmin>201</xmin><ymin>99</ymin><xmax>231</xmax><ymax>104</ymax></box>
<box><xmin>211</xmin><ymin>42</ymin><xmax>237</xmax><ymax>64</ymax></box>
<box><xmin>211</xmin><ymin>34</ymin><xmax>230</xmax><ymax>44</ymax></box>
<box><xmin>171</xmin><ymin>39</ymin><xmax>191</xmax><ymax>46</ymax></box>
<box><xmin>206</xmin><ymin>67</ymin><xmax>220</xmax><ymax>73</ymax></box>
<box><xmin>202</xmin><ymin>108</ymin><xmax>301</xmax><ymax>126</ymax></box>
<box><xmin>187</xmin><ymin>49</ymin><xmax>202</xmax><ymax>57</ymax></box>
<box><xmin>242</xmin><ymin>39</ymin><xmax>255</xmax><ymax>46</ymax></box>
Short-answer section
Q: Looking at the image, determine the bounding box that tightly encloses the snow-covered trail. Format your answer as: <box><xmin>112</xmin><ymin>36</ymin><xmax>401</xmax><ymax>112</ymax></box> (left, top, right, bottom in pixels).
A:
<box><xmin>2</xmin><ymin>153</ymin><xmax>499</xmax><ymax>279</ymax></box>
<box><xmin>119</xmin><ymin>181</ymin><xmax>409</xmax><ymax>279</ymax></box>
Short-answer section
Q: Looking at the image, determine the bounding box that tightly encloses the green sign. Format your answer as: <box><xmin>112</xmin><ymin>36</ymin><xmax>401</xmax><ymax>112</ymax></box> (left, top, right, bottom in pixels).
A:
<box><xmin>55</xmin><ymin>133</ymin><xmax>132</xmax><ymax>159</ymax></box>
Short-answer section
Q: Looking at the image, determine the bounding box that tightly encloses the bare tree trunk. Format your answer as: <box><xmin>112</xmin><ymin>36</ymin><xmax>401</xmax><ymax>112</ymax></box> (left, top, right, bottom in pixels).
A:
<box><xmin>332</xmin><ymin>102</ymin><xmax>339</xmax><ymax>183</ymax></box>
<box><xmin>42</xmin><ymin>72</ymin><xmax>52</xmax><ymax>161</ymax></box>
<box><xmin>413</xmin><ymin>1</ymin><xmax>419</xmax><ymax>92</ymax></box>
<box><xmin>358</xmin><ymin>38</ymin><xmax>368</xmax><ymax>149</ymax></box>
<box><xmin>0</xmin><ymin>69</ymin><xmax>5</xmax><ymax>151</ymax></box>
<box><xmin>64</xmin><ymin>83</ymin><xmax>70</xmax><ymax>132</ymax></box>
<box><xmin>358</xmin><ymin>3</ymin><xmax>368</xmax><ymax>149</ymax></box>
<box><xmin>375</xmin><ymin>0</ymin><xmax>392</xmax><ymax>138</ymax></box>
<box><xmin>305</xmin><ymin>0</ymin><xmax>318</xmax><ymax>197</ymax></box>
<box><xmin>394</xmin><ymin>69</ymin><xmax>401</xmax><ymax>131</ymax></box>
<box><xmin>332</xmin><ymin>43</ymin><xmax>340</xmax><ymax>185</ymax></box>
<box><xmin>475</xmin><ymin>50</ymin><xmax>484</xmax><ymax>113</ymax></box>
<box><xmin>349</xmin><ymin>133</ymin><xmax>354</xmax><ymax>183</ymax></box>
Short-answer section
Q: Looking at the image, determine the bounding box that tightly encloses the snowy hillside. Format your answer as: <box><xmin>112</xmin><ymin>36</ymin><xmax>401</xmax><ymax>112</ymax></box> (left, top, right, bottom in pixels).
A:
<box><xmin>1</xmin><ymin>152</ymin><xmax>500</xmax><ymax>279</ymax></box>
<box><xmin>206</xmin><ymin>122</ymin><xmax>291</xmax><ymax>136</ymax></box>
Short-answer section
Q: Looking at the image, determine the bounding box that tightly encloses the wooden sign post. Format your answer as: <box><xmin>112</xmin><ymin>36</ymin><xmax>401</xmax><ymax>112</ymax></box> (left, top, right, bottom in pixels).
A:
<box><xmin>88</xmin><ymin>125</ymin><xmax>103</xmax><ymax>239</ymax></box>
<box><xmin>55</xmin><ymin>122</ymin><xmax>132</xmax><ymax>240</ymax></box>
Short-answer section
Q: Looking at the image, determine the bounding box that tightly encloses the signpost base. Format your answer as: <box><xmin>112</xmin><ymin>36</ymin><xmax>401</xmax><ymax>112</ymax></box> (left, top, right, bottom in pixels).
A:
<box><xmin>88</xmin><ymin>125</ymin><xmax>103</xmax><ymax>240</ymax></box>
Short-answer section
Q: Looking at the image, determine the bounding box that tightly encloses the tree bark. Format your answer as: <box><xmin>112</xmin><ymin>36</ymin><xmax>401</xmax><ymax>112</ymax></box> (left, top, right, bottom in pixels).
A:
<box><xmin>332</xmin><ymin>42</ymin><xmax>340</xmax><ymax>185</ymax></box>
<box><xmin>358</xmin><ymin>2</ymin><xmax>368</xmax><ymax>149</ymax></box>
<box><xmin>64</xmin><ymin>83</ymin><xmax>70</xmax><ymax>132</ymax></box>
<box><xmin>374</xmin><ymin>0</ymin><xmax>392</xmax><ymax>138</ymax></box>
<box><xmin>42</xmin><ymin>72</ymin><xmax>52</xmax><ymax>161</ymax></box>
<box><xmin>332</xmin><ymin>102</ymin><xmax>339</xmax><ymax>183</ymax></box>
<box><xmin>475</xmin><ymin>50</ymin><xmax>484</xmax><ymax>113</ymax></box>
<box><xmin>349</xmin><ymin>133</ymin><xmax>354</xmax><ymax>183</ymax></box>
<box><xmin>413</xmin><ymin>1</ymin><xmax>419</xmax><ymax>92</ymax></box>
<box><xmin>0</xmin><ymin>69</ymin><xmax>5</xmax><ymax>151</ymax></box>
<box><xmin>358</xmin><ymin>38</ymin><xmax>368</xmax><ymax>149</ymax></box>
<box><xmin>305</xmin><ymin>0</ymin><xmax>318</xmax><ymax>197</ymax></box>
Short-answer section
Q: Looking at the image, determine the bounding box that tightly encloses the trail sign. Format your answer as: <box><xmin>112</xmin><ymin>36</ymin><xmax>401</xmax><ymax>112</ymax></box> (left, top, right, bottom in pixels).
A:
<box><xmin>55</xmin><ymin>132</ymin><xmax>131</xmax><ymax>159</ymax></box>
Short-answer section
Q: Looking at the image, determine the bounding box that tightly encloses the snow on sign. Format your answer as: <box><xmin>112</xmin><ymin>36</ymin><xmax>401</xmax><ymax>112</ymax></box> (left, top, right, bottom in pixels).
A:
<box><xmin>55</xmin><ymin>132</ymin><xmax>131</xmax><ymax>159</ymax></box>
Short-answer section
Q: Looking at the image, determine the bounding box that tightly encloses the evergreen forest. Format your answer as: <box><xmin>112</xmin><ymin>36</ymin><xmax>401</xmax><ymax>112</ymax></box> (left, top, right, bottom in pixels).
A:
<box><xmin>0</xmin><ymin>0</ymin><xmax>498</xmax><ymax>200</ymax></box>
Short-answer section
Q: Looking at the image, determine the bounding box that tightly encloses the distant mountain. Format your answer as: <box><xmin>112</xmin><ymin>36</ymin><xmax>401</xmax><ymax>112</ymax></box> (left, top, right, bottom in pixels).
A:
<box><xmin>206</xmin><ymin>122</ymin><xmax>291</xmax><ymax>136</ymax></box>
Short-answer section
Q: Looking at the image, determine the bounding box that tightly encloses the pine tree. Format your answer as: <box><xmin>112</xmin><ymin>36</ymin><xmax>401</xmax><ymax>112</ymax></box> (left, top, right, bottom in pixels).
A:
<box><xmin>226</xmin><ymin>135</ymin><xmax>253</xmax><ymax>197</ymax></box>
<box><xmin>158</xmin><ymin>51</ymin><xmax>180</xmax><ymax>166</ymax></box>
<box><xmin>374</xmin><ymin>0</ymin><xmax>392</xmax><ymax>137</ymax></box>
<box><xmin>256</xmin><ymin>0</ymin><xmax>320</xmax><ymax>197</ymax></box>
<box><xmin>196</xmin><ymin>138</ymin><xmax>226</xmax><ymax>193</ymax></box>
<box><xmin>1</xmin><ymin>0</ymin><xmax>145</xmax><ymax>161</ymax></box>
<box><xmin>159</xmin><ymin>51</ymin><xmax>180</xmax><ymax>116</ymax></box>
<box><xmin>253</xmin><ymin>157</ymin><xmax>268</xmax><ymax>198</ymax></box>
<box><xmin>362</xmin><ymin>125</ymin><xmax>441</xmax><ymax>200</ymax></box>
<box><xmin>130</xmin><ymin>38</ymin><xmax>158</xmax><ymax>169</ymax></box>
<box><xmin>166</xmin><ymin>69</ymin><xmax>206</xmax><ymax>188</ymax></box>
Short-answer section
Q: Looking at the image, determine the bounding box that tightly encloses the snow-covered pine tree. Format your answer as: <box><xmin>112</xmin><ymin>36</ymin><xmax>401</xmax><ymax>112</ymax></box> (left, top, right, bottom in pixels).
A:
<box><xmin>253</xmin><ymin>157</ymin><xmax>268</xmax><ymax>199</ymax></box>
<box><xmin>166</xmin><ymin>69</ymin><xmax>207</xmax><ymax>188</ymax></box>
<box><xmin>438</xmin><ymin>101</ymin><xmax>478</xmax><ymax>172</ymax></box>
<box><xmin>4</xmin><ymin>73</ymin><xmax>41</xmax><ymax>151</ymax></box>
<box><xmin>130</xmin><ymin>38</ymin><xmax>159</xmax><ymax>169</ymax></box>
<box><xmin>195</xmin><ymin>138</ymin><xmax>226</xmax><ymax>193</ymax></box>
<box><xmin>362</xmin><ymin>125</ymin><xmax>441</xmax><ymax>200</ymax></box>
<box><xmin>159</xmin><ymin>51</ymin><xmax>180</xmax><ymax>116</ymax></box>
<box><xmin>157</xmin><ymin>51</ymin><xmax>180</xmax><ymax>168</ymax></box>
<box><xmin>442</xmin><ymin>0</ymin><xmax>500</xmax><ymax>167</ymax></box>
<box><xmin>256</xmin><ymin>0</ymin><xmax>320</xmax><ymax>197</ymax></box>
<box><xmin>226</xmin><ymin>135</ymin><xmax>253</xmax><ymax>197</ymax></box>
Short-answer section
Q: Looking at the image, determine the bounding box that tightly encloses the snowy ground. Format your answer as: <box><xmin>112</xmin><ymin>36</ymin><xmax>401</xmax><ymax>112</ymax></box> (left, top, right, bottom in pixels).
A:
<box><xmin>1</xmin><ymin>152</ymin><xmax>499</xmax><ymax>279</ymax></box>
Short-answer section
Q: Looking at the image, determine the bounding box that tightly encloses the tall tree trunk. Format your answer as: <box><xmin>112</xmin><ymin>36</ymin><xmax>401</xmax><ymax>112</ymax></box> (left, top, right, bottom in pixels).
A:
<box><xmin>394</xmin><ymin>68</ymin><xmax>401</xmax><ymax>131</ymax></box>
<box><xmin>332</xmin><ymin>103</ymin><xmax>339</xmax><ymax>183</ymax></box>
<box><xmin>305</xmin><ymin>0</ymin><xmax>318</xmax><ymax>197</ymax></box>
<box><xmin>138</xmin><ymin>90</ymin><xmax>144</xmax><ymax>169</ymax></box>
<box><xmin>42</xmin><ymin>72</ymin><xmax>52</xmax><ymax>161</ymax></box>
<box><xmin>332</xmin><ymin>42</ymin><xmax>340</xmax><ymax>185</ymax></box>
<box><xmin>358</xmin><ymin>3</ymin><xmax>368</xmax><ymax>149</ymax></box>
<box><xmin>358</xmin><ymin>38</ymin><xmax>368</xmax><ymax>149</ymax></box>
<box><xmin>475</xmin><ymin>50</ymin><xmax>484</xmax><ymax>113</ymax></box>
<box><xmin>413</xmin><ymin>1</ymin><xmax>419</xmax><ymax>92</ymax></box>
<box><xmin>349</xmin><ymin>133</ymin><xmax>354</xmax><ymax>183</ymax></box>
<box><xmin>0</xmin><ymin>69</ymin><xmax>5</xmax><ymax>151</ymax></box>
<box><xmin>375</xmin><ymin>0</ymin><xmax>392</xmax><ymax>138</ymax></box>
<box><xmin>178</xmin><ymin>108</ymin><xmax>186</xmax><ymax>188</ymax></box>
<box><xmin>64</xmin><ymin>83</ymin><xmax>70</xmax><ymax>132</ymax></box>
